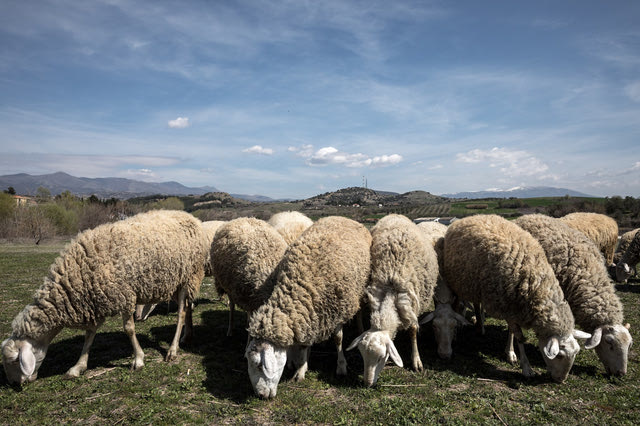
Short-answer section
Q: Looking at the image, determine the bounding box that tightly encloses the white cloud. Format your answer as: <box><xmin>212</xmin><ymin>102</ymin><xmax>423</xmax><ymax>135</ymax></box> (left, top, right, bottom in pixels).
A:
<box><xmin>168</xmin><ymin>117</ymin><xmax>190</xmax><ymax>128</ymax></box>
<box><xmin>304</xmin><ymin>146</ymin><xmax>402</xmax><ymax>168</ymax></box>
<box><xmin>456</xmin><ymin>147</ymin><xmax>549</xmax><ymax>177</ymax></box>
<box><xmin>242</xmin><ymin>145</ymin><xmax>274</xmax><ymax>155</ymax></box>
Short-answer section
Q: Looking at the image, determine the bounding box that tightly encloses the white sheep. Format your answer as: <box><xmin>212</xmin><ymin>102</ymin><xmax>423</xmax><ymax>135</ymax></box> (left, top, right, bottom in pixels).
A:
<box><xmin>245</xmin><ymin>216</ymin><xmax>372</xmax><ymax>398</ymax></box>
<box><xmin>346</xmin><ymin>214</ymin><xmax>438</xmax><ymax>386</ymax></box>
<box><xmin>616</xmin><ymin>229</ymin><xmax>640</xmax><ymax>283</ymax></box>
<box><xmin>1</xmin><ymin>210</ymin><xmax>209</xmax><ymax>385</ymax></box>
<box><xmin>560</xmin><ymin>212</ymin><xmax>618</xmax><ymax>266</ymax></box>
<box><xmin>267</xmin><ymin>211</ymin><xmax>314</xmax><ymax>245</ymax></box>
<box><xmin>613</xmin><ymin>228</ymin><xmax>639</xmax><ymax>266</ymax></box>
<box><xmin>516</xmin><ymin>214</ymin><xmax>632</xmax><ymax>376</ymax></box>
<box><xmin>211</xmin><ymin>217</ymin><xmax>288</xmax><ymax>336</ymax></box>
<box><xmin>442</xmin><ymin>214</ymin><xmax>590</xmax><ymax>382</ymax></box>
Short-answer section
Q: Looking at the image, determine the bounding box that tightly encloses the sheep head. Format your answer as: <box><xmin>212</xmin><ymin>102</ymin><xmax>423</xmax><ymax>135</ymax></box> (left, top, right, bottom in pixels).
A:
<box><xmin>615</xmin><ymin>262</ymin><xmax>635</xmax><ymax>283</ymax></box>
<box><xmin>245</xmin><ymin>338</ymin><xmax>287</xmax><ymax>399</ymax></box>
<box><xmin>420</xmin><ymin>303</ymin><xmax>469</xmax><ymax>359</ymax></box>
<box><xmin>538</xmin><ymin>330</ymin><xmax>590</xmax><ymax>383</ymax></box>
<box><xmin>1</xmin><ymin>336</ymin><xmax>47</xmax><ymax>385</ymax></box>
<box><xmin>347</xmin><ymin>330</ymin><xmax>402</xmax><ymax>387</ymax></box>
<box><xmin>585</xmin><ymin>324</ymin><xmax>632</xmax><ymax>376</ymax></box>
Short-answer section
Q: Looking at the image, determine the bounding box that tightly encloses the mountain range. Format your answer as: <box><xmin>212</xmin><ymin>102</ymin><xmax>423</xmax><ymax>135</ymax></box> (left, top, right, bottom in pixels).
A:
<box><xmin>0</xmin><ymin>172</ymin><xmax>597</xmax><ymax>201</ymax></box>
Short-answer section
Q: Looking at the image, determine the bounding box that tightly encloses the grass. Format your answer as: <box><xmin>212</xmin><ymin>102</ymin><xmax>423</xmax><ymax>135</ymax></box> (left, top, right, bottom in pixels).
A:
<box><xmin>1</xmin><ymin>240</ymin><xmax>640</xmax><ymax>424</ymax></box>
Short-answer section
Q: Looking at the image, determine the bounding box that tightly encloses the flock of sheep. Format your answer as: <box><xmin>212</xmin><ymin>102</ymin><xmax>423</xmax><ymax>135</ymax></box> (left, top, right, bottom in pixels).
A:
<box><xmin>1</xmin><ymin>209</ymin><xmax>637</xmax><ymax>399</ymax></box>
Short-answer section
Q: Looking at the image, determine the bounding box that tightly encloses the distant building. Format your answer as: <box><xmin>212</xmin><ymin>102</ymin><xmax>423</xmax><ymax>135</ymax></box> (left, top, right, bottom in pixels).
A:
<box><xmin>12</xmin><ymin>195</ymin><xmax>35</xmax><ymax>206</ymax></box>
<box><xmin>414</xmin><ymin>217</ymin><xmax>458</xmax><ymax>226</ymax></box>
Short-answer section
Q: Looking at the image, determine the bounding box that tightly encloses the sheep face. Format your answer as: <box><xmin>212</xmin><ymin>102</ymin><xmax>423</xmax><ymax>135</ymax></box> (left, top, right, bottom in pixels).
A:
<box><xmin>538</xmin><ymin>334</ymin><xmax>581</xmax><ymax>383</ymax></box>
<box><xmin>588</xmin><ymin>324</ymin><xmax>632</xmax><ymax>376</ymax></box>
<box><xmin>1</xmin><ymin>337</ymin><xmax>46</xmax><ymax>385</ymax></box>
<box><xmin>347</xmin><ymin>330</ymin><xmax>402</xmax><ymax>387</ymax></box>
<box><xmin>245</xmin><ymin>338</ymin><xmax>287</xmax><ymax>399</ymax></box>
<box><xmin>420</xmin><ymin>304</ymin><xmax>470</xmax><ymax>359</ymax></box>
<box><xmin>615</xmin><ymin>262</ymin><xmax>635</xmax><ymax>283</ymax></box>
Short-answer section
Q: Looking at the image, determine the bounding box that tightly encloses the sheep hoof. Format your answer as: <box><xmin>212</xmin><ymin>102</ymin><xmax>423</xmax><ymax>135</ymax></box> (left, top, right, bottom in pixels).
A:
<box><xmin>165</xmin><ymin>351</ymin><xmax>177</xmax><ymax>362</ymax></box>
<box><xmin>413</xmin><ymin>360</ymin><xmax>424</xmax><ymax>372</ymax></box>
<box><xmin>64</xmin><ymin>367</ymin><xmax>83</xmax><ymax>379</ymax></box>
<box><xmin>131</xmin><ymin>359</ymin><xmax>145</xmax><ymax>371</ymax></box>
<box><xmin>506</xmin><ymin>351</ymin><xmax>518</xmax><ymax>365</ymax></box>
<box><xmin>336</xmin><ymin>363</ymin><xmax>347</xmax><ymax>376</ymax></box>
<box><xmin>522</xmin><ymin>367</ymin><xmax>536</xmax><ymax>378</ymax></box>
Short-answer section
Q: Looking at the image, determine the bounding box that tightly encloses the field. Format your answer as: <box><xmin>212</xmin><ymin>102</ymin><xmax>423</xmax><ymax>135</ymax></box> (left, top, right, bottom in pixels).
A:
<box><xmin>1</xmin><ymin>240</ymin><xmax>640</xmax><ymax>424</ymax></box>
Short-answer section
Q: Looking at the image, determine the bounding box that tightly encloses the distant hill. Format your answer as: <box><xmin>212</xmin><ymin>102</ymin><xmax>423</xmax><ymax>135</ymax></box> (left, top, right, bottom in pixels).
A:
<box><xmin>0</xmin><ymin>172</ymin><xmax>219</xmax><ymax>199</ymax></box>
<box><xmin>440</xmin><ymin>186</ymin><xmax>596</xmax><ymax>199</ymax></box>
<box><xmin>303</xmin><ymin>187</ymin><xmax>446</xmax><ymax>207</ymax></box>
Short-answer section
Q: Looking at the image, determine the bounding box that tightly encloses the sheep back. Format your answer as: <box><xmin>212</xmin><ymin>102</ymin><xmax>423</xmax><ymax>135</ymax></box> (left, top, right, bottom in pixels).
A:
<box><xmin>443</xmin><ymin>214</ymin><xmax>574</xmax><ymax>338</ymax></box>
<box><xmin>515</xmin><ymin>214</ymin><xmax>623</xmax><ymax>331</ymax></box>
<box><xmin>248</xmin><ymin>216</ymin><xmax>372</xmax><ymax>347</ymax></box>
<box><xmin>211</xmin><ymin>217</ymin><xmax>288</xmax><ymax>312</ymax></box>
<box><xmin>368</xmin><ymin>214</ymin><xmax>439</xmax><ymax>330</ymax></box>
<box><xmin>12</xmin><ymin>210</ymin><xmax>208</xmax><ymax>340</ymax></box>
<box><xmin>267</xmin><ymin>211</ymin><xmax>314</xmax><ymax>245</ymax></box>
<box><xmin>560</xmin><ymin>212</ymin><xmax>618</xmax><ymax>265</ymax></box>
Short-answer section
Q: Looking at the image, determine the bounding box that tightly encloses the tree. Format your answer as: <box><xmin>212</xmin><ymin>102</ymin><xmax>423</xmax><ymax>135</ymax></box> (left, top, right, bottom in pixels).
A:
<box><xmin>5</xmin><ymin>186</ymin><xmax>16</xmax><ymax>195</ymax></box>
<box><xmin>36</xmin><ymin>186</ymin><xmax>52</xmax><ymax>202</ymax></box>
<box><xmin>0</xmin><ymin>192</ymin><xmax>16</xmax><ymax>220</ymax></box>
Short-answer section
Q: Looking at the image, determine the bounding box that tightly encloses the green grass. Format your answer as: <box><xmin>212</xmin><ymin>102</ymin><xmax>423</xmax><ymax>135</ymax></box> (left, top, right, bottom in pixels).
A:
<box><xmin>1</xmin><ymin>241</ymin><xmax>639</xmax><ymax>424</ymax></box>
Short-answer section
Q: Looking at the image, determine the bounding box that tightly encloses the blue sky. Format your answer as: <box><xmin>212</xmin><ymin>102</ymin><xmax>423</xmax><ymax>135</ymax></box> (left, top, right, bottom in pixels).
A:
<box><xmin>1</xmin><ymin>1</ymin><xmax>639</xmax><ymax>199</ymax></box>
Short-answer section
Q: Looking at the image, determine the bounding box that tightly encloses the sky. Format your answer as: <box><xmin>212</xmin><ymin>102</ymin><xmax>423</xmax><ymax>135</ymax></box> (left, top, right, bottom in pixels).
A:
<box><xmin>1</xmin><ymin>1</ymin><xmax>639</xmax><ymax>200</ymax></box>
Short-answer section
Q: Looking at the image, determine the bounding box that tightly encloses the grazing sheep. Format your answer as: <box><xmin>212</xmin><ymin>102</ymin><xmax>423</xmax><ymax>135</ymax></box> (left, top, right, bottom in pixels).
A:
<box><xmin>415</xmin><ymin>220</ymin><xmax>471</xmax><ymax>360</ymax></box>
<box><xmin>211</xmin><ymin>217</ymin><xmax>288</xmax><ymax>336</ymax></box>
<box><xmin>268</xmin><ymin>211</ymin><xmax>314</xmax><ymax>245</ymax></box>
<box><xmin>516</xmin><ymin>214</ymin><xmax>632</xmax><ymax>376</ymax></box>
<box><xmin>1</xmin><ymin>210</ymin><xmax>209</xmax><ymax>385</ymax></box>
<box><xmin>560</xmin><ymin>212</ymin><xmax>618</xmax><ymax>266</ymax></box>
<box><xmin>347</xmin><ymin>214</ymin><xmax>439</xmax><ymax>386</ymax></box>
<box><xmin>613</xmin><ymin>228</ymin><xmax>639</xmax><ymax>266</ymax></box>
<box><xmin>442</xmin><ymin>214</ymin><xmax>590</xmax><ymax>382</ymax></box>
<box><xmin>246</xmin><ymin>216</ymin><xmax>372</xmax><ymax>399</ymax></box>
<box><xmin>134</xmin><ymin>220</ymin><xmax>226</xmax><ymax>322</ymax></box>
<box><xmin>616</xmin><ymin>229</ymin><xmax>640</xmax><ymax>284</ymax></box>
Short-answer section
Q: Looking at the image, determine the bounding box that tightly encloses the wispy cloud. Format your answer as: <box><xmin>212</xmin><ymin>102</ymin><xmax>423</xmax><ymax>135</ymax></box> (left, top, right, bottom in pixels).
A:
<box><xmin>292</xmin><ymin>145</ymin><xmax>402</xmax><ymax>168</ymax></box>
<box><xmin>456</xmin><ymin>147</ymin><xmax>549</xmax><ymax>178</ymax></box>
<box><xmin>242</xmin><ymin>145</ymin><xmax>274</xmax><ymax>155</ymax></box>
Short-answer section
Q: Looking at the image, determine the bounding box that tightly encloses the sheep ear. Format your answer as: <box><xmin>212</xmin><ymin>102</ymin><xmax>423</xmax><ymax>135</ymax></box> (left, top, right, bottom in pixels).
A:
<box><xmin>584</xmin><ymin>327</ymin><xmax>601</xmax><ymax>349</ymax></box>
<box><xmin>625</xmin><ymin>323</ymin><xmax>631</xmax><ymax>330</ymax></box>
<box><xmin>419</xmin><ymin>312</ymin><xmax>435</xmax><ymax>325</ymax></box>
<box><xmin>346</xmin><ymin>333</ymin><xmax>365</xmax><ymax>351</ymax></box>
<box><xmin>573</xmin><ymin>329</ymin><xmax>592</xmax><ymax>340</ymax></box>
<box><xmin>543</xmin><ymin>337</ymin><xmax>560</xmax><ymax>359</ymax></box>
<box><xmin>385</xmin><ymin>336</ymin><xmax>403</xmax><ymax>368</ymax></box>
<box><xmin>19</xmin><ymin>342</ymin><xmax>36</xmax><ymax>377</ymax></box>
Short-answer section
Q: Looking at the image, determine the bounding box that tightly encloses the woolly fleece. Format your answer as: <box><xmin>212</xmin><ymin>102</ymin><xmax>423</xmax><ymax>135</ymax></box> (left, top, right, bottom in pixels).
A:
<box><xmin>442</xmin><ymin>214</ymin><xmax>574</xmax><ymax>339</ymax></box>
<box><xmin>248</xmin><ymin>216</ymin><xmax>372</xmax><ymax>347</ymax></box>
<box><xmin>515</xmin><ymin>214</ymin><xmax>624</xmax><ymax>331</ymax></box>
<box><xmin>268</xmin><ymin>211</ymin><xmax>314</xmax><ymax>245</ymax></box>
<box><xmin>211</xmin><ymin>217</ymin><xmax>288</xmax><ymax>312</ymax></box>
<box><xmin>560</xmin><ymin>212</ymin><xmax>618</xmax><ymax>265</ymax></box>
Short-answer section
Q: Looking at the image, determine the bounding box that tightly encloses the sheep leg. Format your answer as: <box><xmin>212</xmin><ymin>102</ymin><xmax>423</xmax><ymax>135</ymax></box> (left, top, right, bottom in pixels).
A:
<box><xmin>166</xmin><ymin>288</ymin><xmax>187</xmax><ymax>362</ymax></box>
<box><xmin>291</xmin><ymin>345</ymin><xmax>310</xmax><ymax>382</ymax></box>
<box><xmin>226</xmin><ymin>298</ymin><xmax>235</xmax><ymax>337</ymax></box>
<box><xmin>123</xmin><ymin>314</ymin><xmax>145</xmax><ymax>371</ymax></box>
<box><xmin>333</xmin><ymin>326</ymin><xmax>347</xmax><ymax>376</ymax></box>
<box><xmin>505</xmin><ymin>331</ymin><xmax>518</xmax><ymax>364</ymax></box>
<box><xmin>65</xmin><ymin>321</ymin><xmax>102</xmax><ymax>378</ymax></box>
<box><xmin>510</xmin><ymin>324</ymin><xmax>535</xmax><ymax>378</ymax></box>
<box><xmin>409</xmin><ymin>323</ymin><xmax>424</xmax><ymax>372</ymax></box>
<box><xmin>474</xmin><ymin>303</ymin><xmax>485</xmax><ymax>335</ymax></box>
<box><xmin>180</xmin><ymin>301</ymin><xmax>194</xmax><ymax>345</ymax></box>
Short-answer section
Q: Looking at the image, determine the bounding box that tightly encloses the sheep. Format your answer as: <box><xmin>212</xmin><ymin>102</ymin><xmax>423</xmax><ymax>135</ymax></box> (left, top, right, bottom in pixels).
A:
<box><xmin>560</xmin><ymin>212</ymin><xmax>618</xmax><ymax>266</ymax></box>
<box><xmin>211</xmin><ymin>217</ymin><xmax>288</xmax><ymax>336</ymax></box>
<box><xmin>616</xmin><ymin>229</ymin><xmax>640</xmax><ymax>284</ymax></box>
<box><xmin>414</xmin><ymin>220</ymin><xmax>471</xmax><ymax>359</ymax></box>
<box><xmin>441</xmin><ymin>214</ymin><xmax>590</xmax><ymax>382</ymax></box>
<box><xmin>515</xmin><ymin>214</ymin><xmax>632</xmax><ymax>376</ymax></box>
<box><xmin>267</xmin><ymin>211</ymin><xmax>314</xmax><ymax>245</ymax></box>
<box><xmin>1</xmin><ymin>210</ymin><xmax>209</xmax><ymax>385</ymax></box>
<box><xmin>613</xmin><ymin>229</ymin><xmax>639</xmax><ymax>266</ymax></box>
<box><xmin>245</xmin><ymin>216</ymin><xmax>372</xmax><ymax>399</ymax></box>
<box><xmin>134</xmin><ymin>219</ymin><xmax>226</xmax><ymax>322</ymax></box>
<box><xmin>346</xmin><ymin>214</ymin><xmax>438</xmax><ymax>386</ymax></box>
